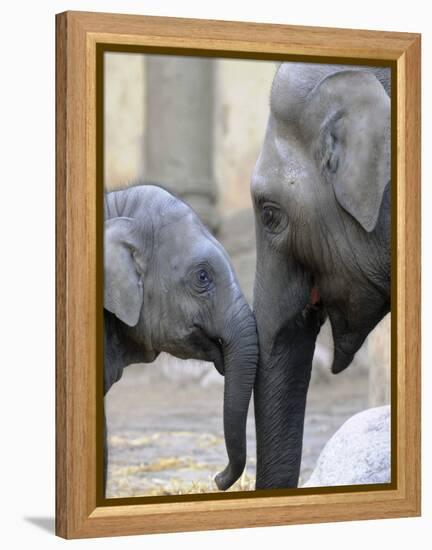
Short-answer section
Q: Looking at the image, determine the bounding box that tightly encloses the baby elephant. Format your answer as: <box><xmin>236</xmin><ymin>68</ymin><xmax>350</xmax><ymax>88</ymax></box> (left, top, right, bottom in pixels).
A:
<box><xmin>104</xmin><ymin>184</ymin><xmax>258</xmax><ymax>491</ymax></box>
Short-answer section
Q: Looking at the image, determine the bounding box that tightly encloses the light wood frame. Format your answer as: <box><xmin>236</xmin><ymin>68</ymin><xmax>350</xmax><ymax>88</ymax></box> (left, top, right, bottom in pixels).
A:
<box><xmin>56</xmin><ymin>10</ymin><xmax>421</xmax><ymax>539</ymax></box>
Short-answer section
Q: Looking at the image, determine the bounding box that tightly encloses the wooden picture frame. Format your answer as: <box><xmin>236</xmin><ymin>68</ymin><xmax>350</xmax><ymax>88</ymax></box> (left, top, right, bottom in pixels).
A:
<box><xmin>56</xmin><ymin>10</ymin><xmax>421</xmax><ymax>539</ymax></box>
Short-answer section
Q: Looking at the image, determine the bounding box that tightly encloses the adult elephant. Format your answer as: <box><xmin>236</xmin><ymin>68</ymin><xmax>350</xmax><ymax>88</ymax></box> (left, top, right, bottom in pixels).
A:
<box><xmin>104</xmin><ymin>184</ymin><xmax>258</xmax><ymax>491</ymax></box>
<box><xmin>252</xmin><ymin>63</ymin><xmax>391</xmax><ymax>489</ymax></box>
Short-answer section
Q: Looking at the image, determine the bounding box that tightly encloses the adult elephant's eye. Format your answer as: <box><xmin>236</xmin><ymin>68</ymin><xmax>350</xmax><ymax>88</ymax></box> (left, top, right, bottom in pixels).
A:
<box><xmin>261</xmin><ymin>204</ymin><xmax>287</xmax><ymax>234</ymax></box>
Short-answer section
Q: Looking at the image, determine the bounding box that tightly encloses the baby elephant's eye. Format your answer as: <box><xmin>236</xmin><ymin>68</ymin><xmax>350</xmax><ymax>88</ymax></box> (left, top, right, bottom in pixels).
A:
<box><xmin>197</xmin><ymin>269</ymin><xmax>211</xmax><ymax>284</ymax></box>
<box><xmin>193</xmin><ymin>268</ymin><xmax>213</xmax><ymax>293</ymax></box>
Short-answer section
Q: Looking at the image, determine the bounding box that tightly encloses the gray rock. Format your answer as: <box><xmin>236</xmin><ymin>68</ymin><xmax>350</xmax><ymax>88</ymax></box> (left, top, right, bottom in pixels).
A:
<box><xmin>303</xmin><ymin>405</ymin><xmax>390</xmax><ymax>487</ymax></box>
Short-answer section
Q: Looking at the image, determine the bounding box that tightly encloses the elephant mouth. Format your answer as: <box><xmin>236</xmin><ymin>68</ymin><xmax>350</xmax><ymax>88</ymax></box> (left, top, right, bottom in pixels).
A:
<box><xmin>301</xmin><ymin>285</ymin><xmax>326</xmax><ymax>326</ymax></box>
<box><xmin>191</xmin><ymin>325</ymin><xmax>225</xmax><ymax>376</ymax></box>
<box><xmin>310</xmin><ymin>285</ymin><xmax>321</xmax><ymax>305</ymax></box>
<box><xmin>265</xmin><ymin>283</ymin><xmax>326</xmax><ymax>362</ymax></box>
<box><xmin>210</xmin><ymin>341</ymin><xmax>225</xmax><ymax>376</ymax></box>
<box><xmin>307</xmin><ymin>285</ymin><xmax>368</xmax><ymax>374</ymax></box>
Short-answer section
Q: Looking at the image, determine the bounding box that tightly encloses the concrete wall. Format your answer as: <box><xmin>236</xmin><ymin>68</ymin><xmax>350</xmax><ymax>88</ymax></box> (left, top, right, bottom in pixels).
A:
<box><xmin>104</xmin><ymin>53</ymin><xmax>146</xmax><ymax>190</ymax></box>
<box><xmin>104</xmin><ymin>53</ymin><xmax>276</xmax><ymax>217</ymax></box>
<box><xmin>368</xmin><ymin>314</ymin><xmax>391</xmax><ymax>406</ymax></box>
<box><xmin>213</xmin><ymin>59</ymin><xmax>276</xmax><ymax>214</ymax></box>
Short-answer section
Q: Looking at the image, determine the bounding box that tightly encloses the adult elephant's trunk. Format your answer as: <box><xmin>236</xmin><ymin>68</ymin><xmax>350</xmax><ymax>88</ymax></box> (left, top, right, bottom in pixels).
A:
<box><xmin>253</xmin><ymin>251</ymin><xmax>323</xmax><ymax>489</ymax></box>
<box><xmin>215</xmin><ymin>300</ymin><xmax>258</xmax><ymax>491</ymax></box>
<box><xmin>254</xmin><ymin>311</ymin><xmax>322</xmax><ymax>488</ymax></box>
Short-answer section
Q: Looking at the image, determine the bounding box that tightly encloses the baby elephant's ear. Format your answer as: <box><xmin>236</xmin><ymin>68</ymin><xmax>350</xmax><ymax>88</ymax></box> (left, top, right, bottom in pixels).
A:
<box><xmin>313</xmin><ymin>70</ymin><xmax>390</xmax><ymax>232</ymax></box>
<box><xmin>104</xmin><ymin>217</ymin><xmax>143</xmax><ymax>327</ymax></box>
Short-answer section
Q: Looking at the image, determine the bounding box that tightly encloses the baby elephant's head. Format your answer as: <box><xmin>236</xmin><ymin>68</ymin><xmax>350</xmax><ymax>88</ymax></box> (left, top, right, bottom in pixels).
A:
<box><xmin>104</xmin><ymin>185</ymin><xmax>258</xmax><ymax>490</ymax></box>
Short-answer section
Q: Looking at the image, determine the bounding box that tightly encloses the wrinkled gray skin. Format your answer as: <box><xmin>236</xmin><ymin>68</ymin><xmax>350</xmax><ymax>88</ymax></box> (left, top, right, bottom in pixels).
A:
<box><xmin>252</xmin><ymin>63</ymin><xmax>391</xmax><ymax>489</ymax></box>
<box><xmin>104</xmin><ymin>184</ymin><xmax>258</xmax><ymax>491</ymax></box>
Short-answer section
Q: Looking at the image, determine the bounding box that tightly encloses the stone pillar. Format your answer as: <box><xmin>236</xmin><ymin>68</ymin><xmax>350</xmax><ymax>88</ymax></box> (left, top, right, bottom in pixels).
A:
<box><xmin>368</xmin><ymin>314</ymin><xmax>391</xmax><ymax>407</ymax></box>
<box><xmin>145</xmin><ymin>55</ymin><xmax>219</xmax><ymax>232</ymax></box>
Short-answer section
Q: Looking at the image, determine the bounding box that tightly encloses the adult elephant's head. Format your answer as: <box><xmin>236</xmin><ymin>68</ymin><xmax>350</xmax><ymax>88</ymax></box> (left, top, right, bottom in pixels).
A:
<box><xmin>104</xmin><ymin>184</ymin><xmax>258</xmax><ymax>491</ymax></box>
<box><xmin>252</xmin><ymin>63</ymin><xmax>391</xmax><ymax>488</ymax></box>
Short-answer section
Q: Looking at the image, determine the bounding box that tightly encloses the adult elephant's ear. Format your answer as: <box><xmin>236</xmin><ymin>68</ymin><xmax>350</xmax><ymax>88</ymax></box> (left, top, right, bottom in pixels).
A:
<box><xmin>104</xmin><ymin>217</ymin><xmax>143</xmax><ymax>327</ymax></box>
<box><xmin>310</xmin><ymin>70</ymin><xmax>390</xmax><ymax>232</ymax></box>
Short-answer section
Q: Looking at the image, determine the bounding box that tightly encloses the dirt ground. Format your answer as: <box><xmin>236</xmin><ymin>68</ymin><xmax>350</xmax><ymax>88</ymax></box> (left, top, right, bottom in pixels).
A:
<box><xmin>105</xmin><ymin>361</ymin><xmax>368</xmax><ymax>498</ymax></box>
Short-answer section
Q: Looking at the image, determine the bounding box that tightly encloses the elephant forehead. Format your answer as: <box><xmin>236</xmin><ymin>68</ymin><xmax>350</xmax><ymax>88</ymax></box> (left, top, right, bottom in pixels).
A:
<box><xmin>252</xmin><ymin>125</ymin><xmax>310</xmax><ymax>197</ymax></box>
<box><xmin>157</xmin><ymin>204</ymin><xmax>194</xmax><ymax>228</ymax></box>
<box><xmin>158</xmin><ymin>213</ymin><xmax>200</xmax><ymax>249</ymax></box>
<box><xmin>270</xmin><ymin>63</ymin><xmax>359</xmax><ymax>121</ymax></box>
<box><xmin>271</xmin><ymin>62</ymin><xmax>332</xmax><ymax>122</ymax></box>
<box><xmin>158</xmin><ymin>218</ymin><xmax>231</xmax><ymax>271</ymax></box>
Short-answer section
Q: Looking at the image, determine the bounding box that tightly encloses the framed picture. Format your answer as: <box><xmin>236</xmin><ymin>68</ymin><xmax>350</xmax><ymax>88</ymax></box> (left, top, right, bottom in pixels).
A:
<box><xmin>56</xmin><ymin>11</ymin><xmax>421</xmax><ymax>539</ymax></box>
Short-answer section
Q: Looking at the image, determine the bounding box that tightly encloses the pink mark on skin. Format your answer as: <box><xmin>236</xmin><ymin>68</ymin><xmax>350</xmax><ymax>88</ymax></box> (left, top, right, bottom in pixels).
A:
<box><xmin>310</xmin><ymin>286</ymin><xmax>320</xmax><ymax>305</ymax></box>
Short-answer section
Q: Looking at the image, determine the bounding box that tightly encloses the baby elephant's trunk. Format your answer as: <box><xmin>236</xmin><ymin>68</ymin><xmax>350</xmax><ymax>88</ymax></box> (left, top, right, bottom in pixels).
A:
<box><xmin>215</xmin><ymin>301</ymin><xmax>258</xmax><ymax>490</ymax></box>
